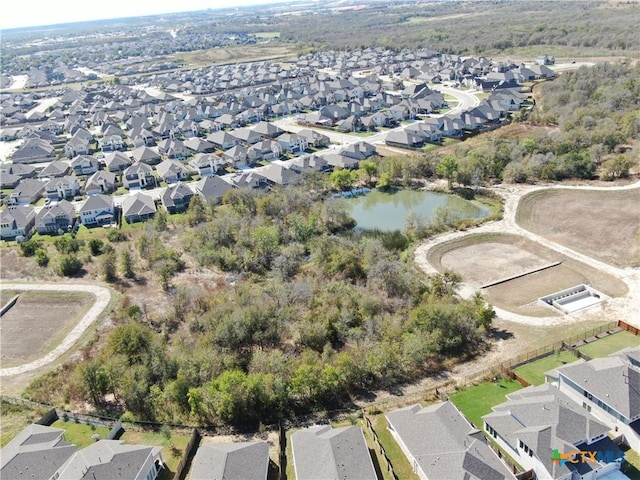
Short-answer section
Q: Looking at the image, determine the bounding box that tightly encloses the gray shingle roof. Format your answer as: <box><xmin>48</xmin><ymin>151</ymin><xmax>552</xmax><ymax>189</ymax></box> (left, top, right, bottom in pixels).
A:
<box><xmin>555</xmin><ymin>351</ymin><xmax>640</xmax><ymax>421</ymax></box>
<box><xmin>0</xmin><ymin>424</ymin><xmax>78</xmax><ymax>480</ymax></box>
<box><xmin>483</xmin><ymin>384</ymin><xmax>611</xmax><ymax>479</ymax></box>
<box><xmin>291</xmin><ymin>425</ymin><xmax>377</xmax><ymax>480</ymax></box>
<box><xmin>386</xmin><ymin>402</ymin><xmax>514</xmax><ymax>480</ymax></box>
<box><xmin>190</xmin><ymin>441</ymin><xmax>269</xmax><ymax>480</ymax></box>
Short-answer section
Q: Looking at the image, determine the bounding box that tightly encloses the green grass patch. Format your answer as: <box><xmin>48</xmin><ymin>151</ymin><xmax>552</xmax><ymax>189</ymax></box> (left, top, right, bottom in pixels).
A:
<box><xmin>371</xmin><ymin>415</ymin><xmax>420</xmax><ymax>480</ymax></box>
<box><xmin>51</xmin><ymin>419</ymin><xmax>111</xmax><ymax>448</ymax></box>
<box><xmin>513</xmin><ymin>350</ymin><xmax>579</xmax><ymax>385</ymax></box>
<box><xmin>622</xmin><ymin>446</ymin><xmax>640</xmax><ymax>480</ymax></box>
<box><xmin>347</xmin><ymin>131</ymin><xmax>377</xmax><ymax>137</ymax></box>
<box><xmin>577</xmin><ymin>331</ymin><xmax>639</xmax><ymax>359</ymax></box>
<box><xmin>254</xmin><ymin>32</ymin><xmax>281</xmax><ymax>39</ymax></box>
<box><xmin>449</xmin><ymin>378</ymin><xmax>523</xmax><ymax>429</ymax></box>
<box><xmin>120</xmin><ymin>430</ymin><xmax>191</xmax><ymax>480</ymax></box>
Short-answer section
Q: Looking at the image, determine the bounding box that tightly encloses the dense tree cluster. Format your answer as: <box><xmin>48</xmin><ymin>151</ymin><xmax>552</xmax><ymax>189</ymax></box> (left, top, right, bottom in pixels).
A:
<box><xmin>24</xmin><ymin>186</ymin><xmax>494</xmax><ymax>427</ymax></box>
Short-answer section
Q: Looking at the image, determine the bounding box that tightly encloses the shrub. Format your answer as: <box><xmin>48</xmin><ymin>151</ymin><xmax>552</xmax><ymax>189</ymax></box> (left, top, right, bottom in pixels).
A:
<box><xmin>57</xmin><ymin>254</ymin><xmax>83</xmax><ymax>277</ymax></box>
<box><xmin>19</xmin><ymin>239</ymin><xmax>42</xmax><ymax>257</ymax></box>
<box><xmin>35</xmin><ymin>249</ymin><xmax>49</xmax><ymax>267</ymax></box>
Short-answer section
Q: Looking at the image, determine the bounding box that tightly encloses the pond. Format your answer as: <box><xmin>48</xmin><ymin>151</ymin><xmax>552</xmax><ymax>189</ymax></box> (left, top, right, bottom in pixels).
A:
<box><xmin>344</xmin><ymin>189</ymin><xmax>490</xmax><ymax>232</ymax></box>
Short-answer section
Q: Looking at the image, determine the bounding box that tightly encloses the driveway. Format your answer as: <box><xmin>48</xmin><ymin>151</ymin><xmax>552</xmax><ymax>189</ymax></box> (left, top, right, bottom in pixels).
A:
<box><xmin>0</xmin><ymin>283</ymin><xmax>112</xmax><ymax>377</ymax></box>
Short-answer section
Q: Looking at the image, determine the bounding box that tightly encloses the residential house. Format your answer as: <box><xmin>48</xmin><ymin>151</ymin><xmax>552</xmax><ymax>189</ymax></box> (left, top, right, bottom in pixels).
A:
<box><xmin>224</xmin><ymin>171</ymin><xmax>268</xmax><ymax>190</ymax></box>
<box><xmin>79</xmin><ymin>194</ymin><xmax>115</xmax><ymax>226</ymax></box>
<box><xmin>63</xmin><ymin>131</ymin><xmax>92</xmax><ymax>158</ymax></box>
<box><xmin>341</xmin><ymin>141</ymin><xmax>376</xmax><ymax>160</ymax></box>
<box><xmin>158</xmin><ymin>138</ymin><xmax>188</xmax><ymax>159</ymax></box>
<box><xmin>297</xmin><ymin>129</ymin><xmax>330</xmax><ymax>148</ymax></box>
<box><xmin>44</xmin><ymin>176</ymin><xmax>80</xmax><ymax>200</ymax></box>
<box><xmin>324</xmin><ymin>152</ymin><xmax>360</xmax><ymax>170</ymax></box>
<box><xmin>156</xmin><ymin>159</ymin><xmax>189</xmax><ymax>184</ymax></box>
<box><xmin>193</xmin><ymin>175</ymin><xmax>233</xmax><ymax>205</ymax></box>
<box><xmin>277</xmin><ymin>132</ymin><xmax>308</xmax><ymax>154</ymax></box>
<box><xmin>7</xmin><ymin>179</ymin><xmax>45</xmax><ymax>205</ymax></box>
<box><xmin>38</xmin><ymin>160</ymin><xmax>71</xmax><ymax>180</ymax></box>
<box><xmin>184</xmin><ymin>137</ymin><xmax>216</xmax><ymax>154</ymax></box>
<box><xmin>56</xmin><ymin>440</ymin><xmax>164</xmax><ymax>480</ymax></box>
<box><xmin>131</xmin><ymin>146</ymin><xmax>161</xmax><ymax>165</ymax></box>
<box><xmin>483</xmin><ymin>383</ymin><xmax>624</xmax><ymax>480</ymax></box>
<box><xmin>35</xmin><ymin>200</ymin><xmax>75</xmax><ymax>234</ymax></box>
<box><xmin>10</xmin><ymin>138</ymin><xmax>55</xmax><ymax>164</ymax></box>
<box><xmin>162</xmin><ymin>182</ymin><xmax>194</xmax><ymax>214</ymax></box>
<box><xmin>98</xmin><ymin>134</ymin><xmax>125</xmax><ymax>152</ymax></box>
<box><xmin>190</xmin><ymin>441</ymin><xmax>269</xmax><ymax>480</ymax></box>
<box><xmin>247</xmin><ymin>140</ymin><xmax>282</xmax><ymax>163</ymax></box>
<box><xmin>123</xmin><ymin>163</ymin><xmax>155</xmax><ymax>190</ymax></box>
<box><xmin>386</xmin><ymin>402</ymin><xmax>515</xmax><ymax>480</ymax></box>
<box><xmin>252</xmin><ymin>121</ymin><xmax>285</xmax><ymax>139</ymax></box>
<box><xmin>258</xmin><ymin>163</ymin><xmax>301</xmax><ymax>187</ymax></box>
<box><xmin>289</xmin><ymin>154</ymin><xmax>331</xmax><ymax>174</ymax></box>
<box><xmin>104</xmin><ymin>151</ymin><xmax>133</xmax><ymax>172</ymax></box>
<box><xmin>231</xmin><ymin>127</ymin><xmax>263</xmax><ymax>146</ymax></box>
<box><xmin>0</xmin><ymin>206</ymin><xmax>36</xmax><ymax>240</ymax></box>
<box><xmin>189</xmin><ymin>153</ymin><xmax>224</xmax><ymax>177</ymax></box>
<box><xmin>547</xmin><ymin>347</ymin><xmax>640</xmax><ymax>452</ymax></box>
<box><xmin>385</xmin><ymin>129</ymin><xmax>426</xmax><ymax>149</ymax></box>
<box><xmin>290</xmin><ymin>425</ymin><xmax>377</xmax><ymax>480</ymax></box>
<box><xmin>222</xmin><ymin>145</ymin><xmax>249</xmax><ymax>169</ymax></box>
<box><xmin>122</xmin><ymin>193</ymin><xmax>157</xmax><ymax>223</ymax></box>
<box><xmin>0</xmin><ymin>424</ymin><xmax>78</xmax><ymax>480</ymax></box>
<box><xmin>70</xmin><ymin>155</ymin><xmax>100</xmax><ymax>176</ymax></box>
<box><xmin>85</xmin><ymin>170</ymin><xmax>117</xmax><ymax>196</ymax></box>
<box><xmin>207</xmin><ymin>131</ymin><xmax>239</xmax><ymax>151</ymax></box>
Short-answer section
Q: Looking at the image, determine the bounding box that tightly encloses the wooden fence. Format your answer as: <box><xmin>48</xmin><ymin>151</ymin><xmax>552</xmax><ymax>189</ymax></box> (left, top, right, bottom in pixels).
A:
<box><xmin>362</xmin><ymin>413</ymin><xmax>399</xmax><ymax>480</ymax></box>
<box><xmin>174</xmin><ymin>428</ymin><xmax>200</xmax><ymax>480</ymax></box>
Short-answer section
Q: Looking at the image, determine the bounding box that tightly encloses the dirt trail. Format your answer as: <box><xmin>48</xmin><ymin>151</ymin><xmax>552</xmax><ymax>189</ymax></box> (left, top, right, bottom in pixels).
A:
<box><xmin>414</xmin><ymin>181</ymin><xmax>640</xmax><ymax>327</ymax></box>
<box><xmin>0</xmin><ymin>283</ymin><xmax>111</xmax><ymax>377</ymax></box>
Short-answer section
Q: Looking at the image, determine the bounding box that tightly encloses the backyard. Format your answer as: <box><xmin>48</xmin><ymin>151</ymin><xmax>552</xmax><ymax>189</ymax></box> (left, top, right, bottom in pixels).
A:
<box><xmin>577</xmin><ymin>330</ymin><xmax>639</xmax><ymax>358</ymax></box>
<box><xmin>50</xmin><ymin>418</ymin><xmax>110</xmax><ymax>448</ymax></box>
<box><xmin>513</xmin><ymin>350</ymin><xmax>578</xmax><ymax>385</ymax></box>
<box><xmin>120</xmin><ymin>429</ymin><xmax>192</xmax><ymax>480</ymax></box>
<box><xmin>449</xmin><ymin>378</ymin><xmax>522</xmax><ymax>429</ymax></box>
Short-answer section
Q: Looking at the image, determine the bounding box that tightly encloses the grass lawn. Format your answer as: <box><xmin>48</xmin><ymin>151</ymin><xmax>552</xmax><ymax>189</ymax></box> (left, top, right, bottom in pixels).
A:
<box><xmin>51</xmin><ymin>419</ymin><xmax>110</xmax><ymax>448</ymax></box>
<box><xmin>371</xmin><ymin>415</ymin><xmax>419</xmax><ymax>480</ymax></box>
<box><xmin>120</xmin><ymin>430</ymin><xmax>191</xmax><ymax>480</ymax></box>
<box><xmin>513</xmin><ymin>350</ymin><xmax>579</xmax><ymax>385</ymax></box>
<box><xmin>578</xmin><ymin>331</ymin><xmax>639</xmax><ymax>359</ymax></box>
<box><xmin>449</xmin><ymin>378</ymin><xmax>523</xmax><ymax>429</ymax></box>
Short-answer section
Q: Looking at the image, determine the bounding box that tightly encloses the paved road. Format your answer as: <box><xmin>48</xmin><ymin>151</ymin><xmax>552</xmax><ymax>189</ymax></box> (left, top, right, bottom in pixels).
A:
<box><xmin>0</xmin><ymin>283</ymin><xmax>112</xmax><ymax>377</ymax></box>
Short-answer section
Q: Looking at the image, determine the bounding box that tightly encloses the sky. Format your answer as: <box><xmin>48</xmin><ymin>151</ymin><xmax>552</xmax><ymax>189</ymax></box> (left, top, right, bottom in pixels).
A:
<box><xmin>0</xmin><ymin>0</ymin><xmax>298</xmax><ymax>30</ymax></box>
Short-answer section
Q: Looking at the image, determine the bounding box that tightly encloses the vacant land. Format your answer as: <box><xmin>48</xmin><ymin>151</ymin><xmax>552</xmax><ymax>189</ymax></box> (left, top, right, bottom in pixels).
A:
<box><xmin>50</xmin><ymin>419</ymin><xmax>110</xmax><ymax>448</ymax></box>
<box><xmin>513</xmin><ymin>350</ymin><xmax>579</xmax><ymax>385</ymax></box>
<box><xmin>577</xmin><ymin>330</ymin><xmax>640</xmax><ymax>358</ymax></box>
<box><xmin>0</xmin><ymin>291</ymin><xmax>95</xmax><ymax>367</ymax></box>
<box><xmin>516</xmin><ymin>188</ymin><xmax>640</xmax><ymax>268</ymax></box>
<box><xmin>0</xmin><ymin>400</ymin><xmax>50</xmax><ymax>447</ymax></box>
<box><xmin>170</xmin><ymin>44</ymin><xmax>298</xmax><ymax>69</ymax></box>
<box><xmin>449</xmin><ymin>378</ymin><xmax>523</xmax><ymax>429</ymax></box>
<box><xmin>428</xmin><ymin>233</ymin><xmax>628</xmax><ymax>316</ymax></box>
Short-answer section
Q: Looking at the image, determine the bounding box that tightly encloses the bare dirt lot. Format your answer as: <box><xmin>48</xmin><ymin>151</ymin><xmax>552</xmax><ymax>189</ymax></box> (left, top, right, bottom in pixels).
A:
<box><xmin>428</xmin><ymin>232</ymin><xmax>628</xmax><ymax>316</ymax></box>
<box><xmin>0</xmin><ymin>291</ymin><xmax>94</xmax><ymax>368</ymax></box>
<box><xmin>516</xmin><ymin>188</ymin><xmax>640</xmax><ymax>268</ymax></box>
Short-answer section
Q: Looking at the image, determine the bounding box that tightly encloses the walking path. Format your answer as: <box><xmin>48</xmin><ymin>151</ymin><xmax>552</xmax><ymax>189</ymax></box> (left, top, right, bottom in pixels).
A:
<box><xmin>0</xmin><ymin>283</ymin><xmax>112</xmax><ymax>377</ymax></box>
<box><xmin>414</xmin><ymin>181</ymin><xmax>640</xmax><ymax>327</ymax></box>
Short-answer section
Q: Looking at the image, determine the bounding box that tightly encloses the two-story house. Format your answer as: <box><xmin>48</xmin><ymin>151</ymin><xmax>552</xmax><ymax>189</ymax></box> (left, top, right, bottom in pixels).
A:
<box><xmin>79</xmin><ymin>194</ymin><xmax>115</xmax><ymax>227</ymax></box>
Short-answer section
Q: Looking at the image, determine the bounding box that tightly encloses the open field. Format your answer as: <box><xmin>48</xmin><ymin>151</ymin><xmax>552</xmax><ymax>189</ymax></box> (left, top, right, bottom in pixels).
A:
<box><xmin>449</xmin><ymin>378</ymin><xmax>522</xmax><ymax>429</ymax></box>
<box><xmin>50</xmin><ymin>419</ymin><xmax>110</xmax><ymax>448</ymax></box>
<box><xmin>428</xmin><ymin>233</ymin><xmax>628</xmax><ymax>316</ymax></box>
<box><xmin>0</xmin><ymin>291</ymin><xmax>95</xmax><ymax>368</ymax></box>
<box><xmin>513</xmin><ymin>350</ymin><xmax>579</xmax><ymax>385</ymax></box>
<box><xmin>516</xmin><ymin>188</ymin><xmax>640</xmax><ymax>268</ymax></box>
<box><xmin>170</xmin><ymin>44</ymin><xmax>299</xmax><ymax>69</ymax></box>
<box><xmin>0</xmin><ymin>400</ymin><xmax>50</xmax><ymax>447</ymax></box>
<box><xmin>577</xmin><ymin>330</ymin><xmax>640</xmax><ymax>358</ymax></box>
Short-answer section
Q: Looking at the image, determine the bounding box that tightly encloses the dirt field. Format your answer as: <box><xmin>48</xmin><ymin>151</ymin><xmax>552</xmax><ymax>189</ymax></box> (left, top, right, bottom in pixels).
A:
<box><xmin>516</xmin><ymin>188</ymin><xmax>640</xmax><ymax>268</ymax></box>
<box><xmin>0</xmin><ymin>291</ymin><xmax>94</xmax><ymax>368</ymax></box>
<box><xmin>428</xmin><ymin>232</ymin><xmax>628</xmax><ymax>316</ymax></box>
<box><xmin>171</xmin><ymin>44</ymin><xmax>298</xmax><ymax>68</ymax></box>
